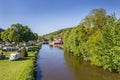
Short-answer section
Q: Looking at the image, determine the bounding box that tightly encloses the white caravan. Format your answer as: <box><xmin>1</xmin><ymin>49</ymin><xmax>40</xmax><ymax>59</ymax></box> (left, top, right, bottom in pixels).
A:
<box><xmin>9</xmin><ymin>51</ymin><xmax>21</xmax><ymax>60</ymax></box>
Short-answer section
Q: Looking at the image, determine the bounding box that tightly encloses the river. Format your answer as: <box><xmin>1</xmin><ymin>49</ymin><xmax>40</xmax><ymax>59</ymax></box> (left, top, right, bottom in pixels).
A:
<box><xmin>36</xmin><ymin>44</ymin><xmax>120</xmax><ymax>80</ymax></box>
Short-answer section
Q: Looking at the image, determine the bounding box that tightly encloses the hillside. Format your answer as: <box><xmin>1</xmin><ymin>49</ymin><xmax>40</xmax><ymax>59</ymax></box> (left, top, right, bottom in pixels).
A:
<box><xmin>41</xmin><ymin>28</ymin><xmax>72</xmax><ymax>41</ymax></box>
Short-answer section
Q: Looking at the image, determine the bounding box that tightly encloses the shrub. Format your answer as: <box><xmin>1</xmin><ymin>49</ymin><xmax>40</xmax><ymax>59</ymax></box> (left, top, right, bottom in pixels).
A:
<box><xmin>0</xmin><ymin>52</ymin><xmax>5</xmax><ymax>60</ymax></box>
<box><xmin>21</xmin><ymin>46</ymin><xmax>28</xmax><ymax>57</ymax></box>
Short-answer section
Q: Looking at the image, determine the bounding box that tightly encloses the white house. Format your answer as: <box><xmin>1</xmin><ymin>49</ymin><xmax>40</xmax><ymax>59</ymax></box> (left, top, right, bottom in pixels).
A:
<box><xmin>54</xmin><ymin>36</ymin><xmax>63</xmax><ymax>44</ymax></box>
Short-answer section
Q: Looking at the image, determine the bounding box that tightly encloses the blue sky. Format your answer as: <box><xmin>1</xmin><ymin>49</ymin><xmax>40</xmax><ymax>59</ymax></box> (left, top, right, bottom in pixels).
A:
<box><xmin>0</xmin><ymin>0</ymin><xmax>120</xmax><ymax>35</ymax></box>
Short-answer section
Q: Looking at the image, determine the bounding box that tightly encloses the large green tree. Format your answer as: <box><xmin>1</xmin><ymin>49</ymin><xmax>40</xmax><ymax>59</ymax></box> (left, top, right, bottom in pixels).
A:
<box><xmin>33</xmin><ymin>33</ymin><xmax>38</xmax><ymax>41</ymax></box>
<box><xmin>63</xmin><ymin>9</ymin><xmax>120</xmax><ymax>72</ymax></box>
<box><xmin>91</xmin><ymin>8</ymin><xmax>106</xmax><ymax>29</ymax></box>
<box><xmin>1</xmin><ymin>23</ymin><xmax>36</xmax><ymax>43</ymax></box>
<box><xmin>83</xmin><ymin>8</ymin><xmax>107</xmax><ymax>29</ymax></box>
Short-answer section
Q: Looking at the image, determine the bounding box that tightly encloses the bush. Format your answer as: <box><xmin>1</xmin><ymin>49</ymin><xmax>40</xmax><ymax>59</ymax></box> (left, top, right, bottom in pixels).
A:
<box><xmin>0</xmin><ymin>52</ymin><xmax>5</xmax><ymax>60</ymax></box>
<box><xmin>26</xmin><ymin>66</ymin><xmax>36</xmax><ymax>80</ymax></box>
<box><xmin>25</xmin><ymin>55</ymin><xmax>37</xmax><ymax>80</ymax></box>
<box><xmin>21</xmin><ymin>46</ymin><xmax>28</xmax><ymax>57</ymax></box>
<box><xmin>25</xmin><ymin>45</ymin><xmax>41</xmax><ymax>80</ymax></box>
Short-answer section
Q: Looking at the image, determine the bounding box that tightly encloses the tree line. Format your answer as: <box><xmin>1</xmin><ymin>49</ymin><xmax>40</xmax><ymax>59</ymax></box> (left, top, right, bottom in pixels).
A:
<box><xmin>63</xmin><ymin>8</ymin><xmax>120</xmax><ymax>72</ymax></box>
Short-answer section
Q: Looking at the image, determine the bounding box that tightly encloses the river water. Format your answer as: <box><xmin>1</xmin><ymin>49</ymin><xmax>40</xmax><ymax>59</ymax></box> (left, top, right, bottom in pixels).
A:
<box><xmin>36</xmin><ymin>44</ymin><xmax>120</xmax><ymax>80</ymax></box>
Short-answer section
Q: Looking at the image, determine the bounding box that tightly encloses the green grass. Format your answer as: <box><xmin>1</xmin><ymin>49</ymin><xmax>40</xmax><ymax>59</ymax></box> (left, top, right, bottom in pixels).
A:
<box><xmin>0</xmin><ymin>45</ymin><xmax>40</xmax><ymax>80</ymax></box>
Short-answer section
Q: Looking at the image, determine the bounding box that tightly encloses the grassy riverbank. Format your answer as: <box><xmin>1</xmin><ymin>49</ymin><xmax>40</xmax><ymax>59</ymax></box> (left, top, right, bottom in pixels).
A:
<box><xmin>0</xmin><ymin>45</ymin><xmax>41</xmax><ymax>80</ymax></box>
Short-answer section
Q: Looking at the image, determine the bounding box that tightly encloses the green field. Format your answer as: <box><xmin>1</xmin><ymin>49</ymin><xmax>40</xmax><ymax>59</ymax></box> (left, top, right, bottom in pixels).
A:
<box><xmin>0</xmin><ymin>46</ymin><xmax>39</xmax><ymax>80</ymax></box>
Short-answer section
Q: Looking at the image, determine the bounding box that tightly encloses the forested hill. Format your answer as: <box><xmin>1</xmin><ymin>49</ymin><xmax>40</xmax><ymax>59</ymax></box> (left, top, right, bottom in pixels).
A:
<box><xmin>42</xmin><ymin>28</ymin><xmax>72</xmax><ymax>40</ymax></box>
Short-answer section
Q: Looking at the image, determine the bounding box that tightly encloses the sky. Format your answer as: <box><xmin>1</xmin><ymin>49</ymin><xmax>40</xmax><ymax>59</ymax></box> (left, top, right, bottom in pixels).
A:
<box><xmin>0</xmin><ymin>0</ymin><xmax>120</xmax><ymax>35</ymax></box>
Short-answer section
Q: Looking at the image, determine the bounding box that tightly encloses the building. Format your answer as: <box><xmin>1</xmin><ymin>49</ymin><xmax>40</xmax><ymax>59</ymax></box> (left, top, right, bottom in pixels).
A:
<box><xmin>53</xmin><ymin>36</ymin><xmax>63</xmax><ymax>44</ymax></box>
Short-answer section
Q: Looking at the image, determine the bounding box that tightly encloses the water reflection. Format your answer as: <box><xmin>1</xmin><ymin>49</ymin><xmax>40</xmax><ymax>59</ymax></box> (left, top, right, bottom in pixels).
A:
<box><xmin>36</xmin><ymin>45</ymin><xmax>74</xmax><ymax>80</ymax></box>
<box><xmin>36</xmin><ymin>45</ymin><xmax>120</xmax><ymax>80</ymax></box>
<box><xmin>64</xmin><ymin>51</ymin><xmax>120</xmax><ymax>80</ymax></box>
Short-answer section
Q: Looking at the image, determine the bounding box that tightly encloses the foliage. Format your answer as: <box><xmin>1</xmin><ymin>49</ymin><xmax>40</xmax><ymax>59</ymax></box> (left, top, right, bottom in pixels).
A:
<box><xmin>26</xmin><ymin>56</ymin><xmax>37</xmax><ymax>80</ymax></box>
<box><xmin>25</xmin><ymin>44</ymin><xmax>41</xmax><ymax>80</ymax></box>
<box><xmin>99</xmin><ymin>15</ymin><xmax>120</xmax><ymax>72</ymax></box>
<box><xmin>22</xmin><ymin>46</ymin><xmax>28</xmax><ymax>57</ymax></box>
<box><xmin>0</xmin><ymin>28</ymin><xmax>4</xmax><ymax>40</ymax></box>
<box><xmin>83</xmin><ymin>8</ymin><xmax>106</xmax><ymax>29</ymax></box>
<box><xmin>63</xmin><ymin>8</ymin><xmax>120</xmax><ymax>72</ymax></box>
<box><xmin>1</xmin><ymin>28</ymin><xmax>10</xmax><ymax>42</ymax></box>
<box><xmin>91</xmin><ymin>8</ymin><xmax>106</xmax><ymax>29</ymax></box>
<box><xmin>1</xmin><ymin>23</ymin><xmax>37</xmax><ymax>43</ymax></box>
<box><xmin>33</xmin><ymin>33</ymin><xmax>38</xmax><ymax>41</ymax></box>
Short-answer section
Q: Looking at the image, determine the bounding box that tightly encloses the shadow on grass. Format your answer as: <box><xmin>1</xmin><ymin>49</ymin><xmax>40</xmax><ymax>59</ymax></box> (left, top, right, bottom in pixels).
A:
<box><xmin>15</xmin><ymin>57</ymin><xmax>30</xmax><ymax>61</ymax></box>
<box><xmin>4</xmin><ymin>57</ymin><xmax>9</xmax><ymax>60</ymax></box>
<box><xmin>2</xmin><ymin>57</ymin><xmax>32</xmax><ymax>61</ymax></box>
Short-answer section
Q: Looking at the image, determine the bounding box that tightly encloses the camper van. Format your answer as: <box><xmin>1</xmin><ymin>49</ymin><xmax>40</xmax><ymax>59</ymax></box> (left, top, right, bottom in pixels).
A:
<box><xmin>9</xmin><ymin>51</ymin><xmax>21</xmax><ymax>60</ymax></box>
<box><xmin>9</xmin><ymin>47</ymin><xmax>28</xmax><ymax>61</ymax></box>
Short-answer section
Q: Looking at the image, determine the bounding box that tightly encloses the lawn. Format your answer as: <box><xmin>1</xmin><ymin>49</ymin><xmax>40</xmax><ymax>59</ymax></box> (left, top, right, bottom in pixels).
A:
<box><xmin>0</xmin><ymin>45</ymin><xmax>40</xmax><ymax>80</ymax></box>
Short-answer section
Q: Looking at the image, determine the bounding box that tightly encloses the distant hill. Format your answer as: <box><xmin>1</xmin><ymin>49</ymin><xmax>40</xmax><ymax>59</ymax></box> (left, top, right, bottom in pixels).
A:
<box><xmin>41</xmin><ymin>28</ymin><xmax>72</xmax><ymax>41</ymax></box>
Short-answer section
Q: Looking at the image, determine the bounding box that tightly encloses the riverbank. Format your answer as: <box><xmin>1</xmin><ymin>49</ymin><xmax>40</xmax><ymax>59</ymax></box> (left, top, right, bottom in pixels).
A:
<box><xmin>36</xmin><ymin>44</ymin><xmax>120</xmax><ymax>80</ymax></box>
<box><xmin>0</xmin><ymin>44</ymin><xmax>41</xmax><ymax>80</ymax></box>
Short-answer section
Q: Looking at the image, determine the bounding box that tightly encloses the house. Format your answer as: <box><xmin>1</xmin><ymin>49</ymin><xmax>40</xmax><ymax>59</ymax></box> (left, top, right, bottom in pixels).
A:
<box><xmin>53</xmin><ymin>36</ymin><xmax>63</xmax><ymax>44</ymax></box>
<box><xmin>48</xmin><ymin>35</ymin><xmax>63</xmax><ymax>48</ymax></box>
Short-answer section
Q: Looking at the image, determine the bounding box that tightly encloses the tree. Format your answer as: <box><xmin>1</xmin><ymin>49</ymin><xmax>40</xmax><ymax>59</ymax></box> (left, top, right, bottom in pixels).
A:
<box><xmin>83</xmin><ymin>16</ymin><xmax>92</xmax><ymax>27</ymax></box>
<box><xmin>21</xmin><ymin>46</ymin><xmax>28</xmax><ymax>57</ymax></box>
<box><xmin>1</xmin><ymin>28</ymin><xmax>11</xmax><ymax>42</ymax></box>
<box><xmin>91</xmin><ymin>8</ymin><xmax>107</xmax><ymax>29</ymax></box>
<box><xmin>33</xmin><ymin>33</ymin><xmax>38</xmax><ymax>41</ymax></box>
<box><xmin>83</xmin><ymin>8</ymin><xmax>107</xmax><ymax>29</ymax></box>
<box><xmin>0</xmin><ymin>28</ymin><xmax>4</xmax><ymax>40</ymax></box>
<box><xmin>1</xmin><ymin>23</ymin><xmax>36</xmax><ymax>43</ymax></box>
<box><xmin>63</xmin><ymin>9</ymin><xmax>120</xmax><ymax>72</ymax></box>
<box><xmin>22</xmin><ymin>25</ymin><xmax>36</xmax><ymax>42</ymax></box>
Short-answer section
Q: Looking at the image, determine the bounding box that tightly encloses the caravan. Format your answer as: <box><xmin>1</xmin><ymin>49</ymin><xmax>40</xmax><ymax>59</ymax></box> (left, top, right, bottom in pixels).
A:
<box><xmin>9</xmin><ymin>51</ymin><xmax>21</xmax><ymax>60</ymax></box>
<box><xmin>9</xmin><ymin>47</ymin><xmax>28</xmax><ymax>60</ymax></box>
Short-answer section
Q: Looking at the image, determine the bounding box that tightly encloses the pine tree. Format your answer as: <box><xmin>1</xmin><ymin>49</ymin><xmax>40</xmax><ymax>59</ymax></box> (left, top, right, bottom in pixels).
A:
<box><xmin>22</xmin><ymin>46</ymin><xmax>28</xmax><ymax>57</ymax></box>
